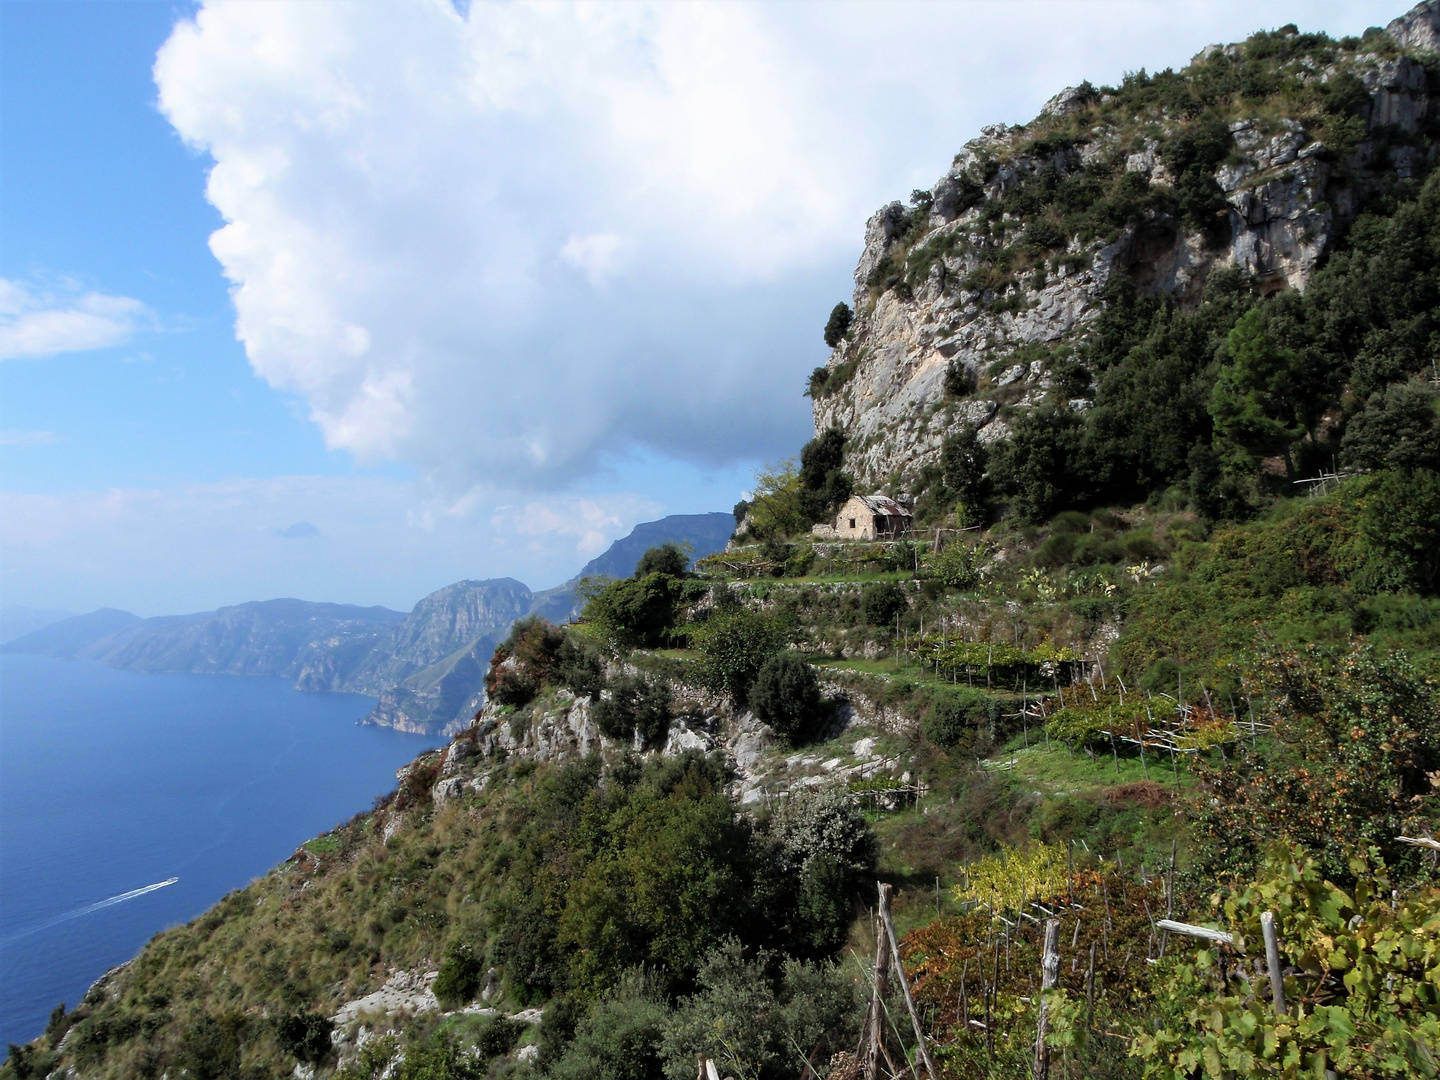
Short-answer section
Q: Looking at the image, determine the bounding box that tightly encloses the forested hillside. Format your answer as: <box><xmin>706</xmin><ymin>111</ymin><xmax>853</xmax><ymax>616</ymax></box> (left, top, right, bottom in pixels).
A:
<box><xmin>10</xmin><ymin>6</ymin><xmax>1440</xmax><ymax>1080</ymax></box>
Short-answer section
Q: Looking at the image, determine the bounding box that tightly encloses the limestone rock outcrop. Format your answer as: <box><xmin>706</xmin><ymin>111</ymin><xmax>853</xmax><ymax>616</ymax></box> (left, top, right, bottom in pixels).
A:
<box><xmin>814</xmin><ymin>14</ymin><xmax>1440</xmax><ymax>490</ymax></box>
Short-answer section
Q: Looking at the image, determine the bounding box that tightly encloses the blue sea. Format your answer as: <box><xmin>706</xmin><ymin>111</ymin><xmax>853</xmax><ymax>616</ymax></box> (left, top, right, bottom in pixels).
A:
<box><xmin>0</xmin><ymin>654</ymin><xmax>443</xmax><ymax>1046</ymax></box>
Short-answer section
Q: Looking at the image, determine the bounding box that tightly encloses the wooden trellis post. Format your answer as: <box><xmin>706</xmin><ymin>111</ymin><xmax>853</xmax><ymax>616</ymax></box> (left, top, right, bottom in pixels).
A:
<box><xmin>1034</xmin><ymin>918</ymin><xmax>1060</xmax><ymax>1080</ymax></box>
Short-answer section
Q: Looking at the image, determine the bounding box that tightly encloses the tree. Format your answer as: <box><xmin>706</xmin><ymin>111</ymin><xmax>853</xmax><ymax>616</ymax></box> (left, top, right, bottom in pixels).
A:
<box><xmin>1342</xmin><ymin>381</ymin><xmax>1440</xmax><ymax>474</ymax></box>
<box><xmin>583</xmin><ymin>574</ymin><xmax>682</xmax><ymax>649</ymax></box>
<box><xmin>1209</xmin><ymin>309</ymin><xmax>1311</xmax><ymax>479</ymax></box>
<box><xmin>1362</xmin><ymin>468</ymin><xmax>1440</xmax><ymax>594</ymax></box>
<box><xmin>860</xmin><ymin>581</ymin><xmax>906</xmax><ymax>626</ymax></box>
<box><xmin>749</xmin><ymin>653</ymin><xmax>824</xmax><ymax>743</ymax></box>
<box><xmin>745</xmin><ymin>460</ymin><xmax>809</xmax><ymax>539</ymax></box>
<box><xmin>690</xmin><ymin>609</ymin><xmax>786</xmax><ymax>703</ymax></box>
<box><xmin>823</xmin><ymin>303</ymin><xmax>853</xmax><ymax>348</ymax></box>
<box><xmin>593</xmin><ymin>674</ymin><xmax>673</xmax><ymax>745</ymax></box>
<box><xmin>634</xmin><ymin>542</ymin><xmax>691</xmax><ymax>579</ymax></box>
<box><xmin>989</xmin><ymin>405</ymin><xmax>1086</xmax><ymax>523</ymax></box>
<box><xmin>941</xmin><ymin>423</ymin><xmax>988</xmax><ymax>519</ymax></box>
<box><xmin>798</xmin><ymin>428</ymin><xmax>854</xmax><ymax>524</ymax></box>
<box><xmin>485</xmin><ymin>616</ymin><xmax>565</xmax><ymax>707</ymax></box>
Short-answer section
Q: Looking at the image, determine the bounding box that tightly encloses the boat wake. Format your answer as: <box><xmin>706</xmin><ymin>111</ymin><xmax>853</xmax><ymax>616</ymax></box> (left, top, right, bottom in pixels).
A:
<box><xmin>0</xmin><ymin>878</ymin><xmax>178</xmax><ymax>947</ymax></box>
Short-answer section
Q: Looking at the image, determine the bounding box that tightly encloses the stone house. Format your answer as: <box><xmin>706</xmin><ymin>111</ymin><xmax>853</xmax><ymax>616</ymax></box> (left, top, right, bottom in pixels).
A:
<box><xmin>815</xmin><ymin>494</ymin><xmax>914</xmax><ymax>540</ymax></box>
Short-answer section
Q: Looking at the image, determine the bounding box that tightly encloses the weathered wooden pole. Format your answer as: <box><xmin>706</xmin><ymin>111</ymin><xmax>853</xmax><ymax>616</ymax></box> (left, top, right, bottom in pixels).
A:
<box><xmin>1261</xmin><ymin>911</ymin><xmax>1287</xmax><ymax>1016</ymax></box>
<box><xmin>864</xmin><ymin>909</ymin><xmax>889</xmax><ymax>1080</ymax></box>
<box><xmin>878</xmin><ymin>883</ymin><xmax>939</xmax><ymax>1080</ymax></box>
<box><xmin>1034</xmin><ymin>918</ymin><xmax>1061</xmax><ymax>1080</ymax></box>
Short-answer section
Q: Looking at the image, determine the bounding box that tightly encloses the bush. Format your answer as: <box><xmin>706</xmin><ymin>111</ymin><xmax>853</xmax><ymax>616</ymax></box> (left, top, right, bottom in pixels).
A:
<box><xmin>635</xmin><ymin>543</ymin><xmax>690</xmax><ymax>579</ymax></box>
<box><xmin>770</xmin><ymin>786</ymin><xmax>877</xmax><ymax>880</ymax></box>
<box><xmin>823</xmin><ymin>302</ymin><xmax>853</xmax><ymax>348</ymax></box>
<box><xmin>658</xmin><ymin>940</ymin><xmax>863</xmax><ymax>1080</ymax></box>
<box><xmin>749</xmin><ymin>653</ymin><xmax>824</xmax><ymax>744</ymax></box>
<box><xmin>484</xmin><ymin>616</ymin><xmax>565</xmax><ymax>707</ymax></box>
<box><xmin>556</xmin><ymin>636</ymin><xmax>606</xmax><ymax>699</ymax></box>
<box><xmin>471</xmin><ymin>1017</ymin><xmax>525</xmax><ymax>1061</ymax></box>
<box><xmin>549</xmin><ymin>974</ymin><xmax>669</xmax><ymax>1080</ymax></box>
<box><xmin>592</xmin><ymin>674</ymin><xmax>672</xmax><ymax>745</ymax></box>
<box><xmin>944</xmin><ymin>360</ymin><xmax>977</xmax><ymax>397</ymax></box>
<box><xmin>275</xmin><ymin>1011</ymin><xmax>333</xmax><ymax>1065</ymax></box>
<box><xmin>923</xmin><ymin>689</ymin><xmax>994</xmax><ymax>749</ymax></box>
<box><xmin>583</xmin><ymin>573</ymin><xmax>682</xmax><ymax>649</ymax></box>
<box><xmin>929</xmin><ymin>542</ymin><xmax>986</xmax><ymax>590</ymax></box>
<box><xmin>860</xmin><ymin>581</ymin><xmax>906</xmax><ymax>626</ymax></box>
<box><xmin>433</xmin><ymin>941</ymin><xmax>484</xmax><ymax>1008</ymax></box>
<box><xmin>690</xmin><ymin>609</ymin><xmax>786</xmax><ymax>704</ymax></box>
<box><xmin>1363</xmin><ymin>469</ymin><xmax>1440</xmax><ymax>594</ymax></box>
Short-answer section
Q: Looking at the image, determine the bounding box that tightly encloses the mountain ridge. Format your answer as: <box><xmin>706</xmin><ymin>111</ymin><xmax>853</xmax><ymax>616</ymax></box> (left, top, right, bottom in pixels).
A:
<box><xmin>4</xmin><ymin>512</ymin><xmax>735</xmax><ymax>734</ymax></box>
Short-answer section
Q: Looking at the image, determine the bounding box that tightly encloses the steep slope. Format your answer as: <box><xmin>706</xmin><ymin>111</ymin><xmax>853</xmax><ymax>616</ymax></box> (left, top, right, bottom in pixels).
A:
<box><xmin>1</xmin><ymin>608</ymin><xmax>142</xmax><ymax>657</ymax></box>
<box><xmin>814</xmin><ymin>13</ymin><xmax>1440</xmax><ymax>492</ymax></box>
<box><xmin>0</xmin><ymin>606</ymin><xmax>74</xmax><ymax>644</ymax></box>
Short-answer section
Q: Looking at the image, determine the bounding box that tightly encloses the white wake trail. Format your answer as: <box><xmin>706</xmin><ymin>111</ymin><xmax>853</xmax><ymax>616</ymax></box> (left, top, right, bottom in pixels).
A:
<box><xmin>0</xmin><ymin>878</ymin><xmax>179</xmax><ymax>947</ymax></box>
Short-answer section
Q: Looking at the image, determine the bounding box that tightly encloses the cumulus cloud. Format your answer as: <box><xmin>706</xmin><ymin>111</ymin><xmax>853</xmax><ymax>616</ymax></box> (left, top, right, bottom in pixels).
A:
<box><xmin>152</xmin><ymin>0</ymin><xmax>1383</xmax><ymax>496</ymax></box>
<box><xmin>0</xmin><ymin>477</ymin><xmax>663</xmax><ymax>614</ymax></box>
<box><xmin>0</xmin><ymin>279</ymin><xmax>152</xmax><ymax>361</ymax></box>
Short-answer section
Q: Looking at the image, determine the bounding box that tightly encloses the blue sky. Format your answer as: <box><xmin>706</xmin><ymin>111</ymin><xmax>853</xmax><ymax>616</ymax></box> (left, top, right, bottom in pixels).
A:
<box><xmin>1</xmin><ymin>0</ymin><xmax>1392</xmax><ymax>616</ymax></box>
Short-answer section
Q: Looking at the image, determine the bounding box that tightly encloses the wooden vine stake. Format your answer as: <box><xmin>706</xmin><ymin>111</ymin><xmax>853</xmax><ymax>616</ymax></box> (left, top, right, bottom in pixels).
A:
<box><xmin>1261</xmin><ymin>911</ymin><xmax>1287</xmax><ymax>1016</ymax></box>
<box><xmin>877</xmin><ymin>883</ymin><xmax>940</xmax><ymax>1080</ymax></box>
<box><xmin>863</xmin><ymin>906</ymin><xmax>890</xmax><ymax>1080</ymax></box>
<box><xmin>1034</xmin><ymin>918</ymin><xmax>1061</xmax><ymax>1080</ymax></box>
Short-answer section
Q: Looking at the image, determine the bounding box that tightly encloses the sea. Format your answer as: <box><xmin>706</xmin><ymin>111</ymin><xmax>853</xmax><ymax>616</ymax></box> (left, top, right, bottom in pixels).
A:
<box><xmin>0</xmin><ymin>654</ymin><xmax>444</xmax><ymax>1047</ymax></box>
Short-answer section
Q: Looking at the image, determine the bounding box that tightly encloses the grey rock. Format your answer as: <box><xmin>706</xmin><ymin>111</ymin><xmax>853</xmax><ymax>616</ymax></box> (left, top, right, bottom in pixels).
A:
<box><xmin>1388</xmin><ymin>1</ymin><xmax>1440</xmax><ymax>53</ymax></box>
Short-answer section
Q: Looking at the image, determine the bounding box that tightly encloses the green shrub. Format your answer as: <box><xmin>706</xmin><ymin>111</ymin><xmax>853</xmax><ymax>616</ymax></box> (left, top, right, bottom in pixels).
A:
<box><xmin>635</xmin><ymin>543</ymin><xmax>690</xmax><ymax>579</ymax></box>
<box><xmin>583</xmin><ymin>573</ymin><xmax>683</xmax><ymax>649</ymax></box>
<box><xmin>929</xmin><ymin>541</ymin><xmax>986</xmax><ymax>590</ymax></box>
<box><xmin>592</xmin><ymin>674</ymin><xmax>672</xmax><ymax>745</ymax></box>
<box><xmin>822</xmin><ymin>302</ymin><xmax>853</xmax><ymax>348</ymax></box>
<box><xmin>275</xmin><ymin>1011</ymin><xmax>333</xmax><ymax>1065</ymax></box>
<box><xmin>860</xmin><ymin>581</ymin><xmax>906</xmax><ymax>626</ymax></box>
<box><xmin>923</xmin><ymin>689</ymin><xmax>995</xmax><ymax>749</ymax></box>
<box><xmin>690</xmin><ymin>609</ymin><xmax>786</xmax><ymax>703</ymax></box>
<box><xmin>556</xmin><ymin>636</ymin><xmax>606</xmax><ymax>699</ymax></box>
<box><xmin>471</xmin><ymin>1016</ymin><xmax>524</xmax><ymax>1061</ymax></box>
<box><xmin>657</xmin><ymin>940</ymin><xmax>863</xmax><ymax>1080</ymax></box>
<box><xmin>1034</xmin><ymin>531</ymin><xmax>1078</xmax><ymax>567</ymax></box>
<box><xmin>484</xmin><ymin>616</ymin><xmax>565</xmax><ymax>707</ymax></box>
<box><xmin>549</xmin><ymin>974</ymin><xmax>668</xmax><ymax>1080</ymax></box>
<box><xmin>433</xmin><ymin>941</ymin><xmax>484</xmax><ymax>1008</ymax></box>
<box><xmin>944</xmin><ymin>360</ymin><xmax>977</xmax><ymax>397</ymax></box>
<box><xmin>749</xmin><ymin>653</ymin><xmax>824</xmax><ymax>743</ymax></box>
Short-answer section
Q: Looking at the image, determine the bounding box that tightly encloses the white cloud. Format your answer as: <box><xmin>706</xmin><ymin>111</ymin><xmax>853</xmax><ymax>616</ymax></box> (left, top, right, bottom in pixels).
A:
<box><xmin>152</xmin><ymin>0</ymin><xmax>1386</xmax><ymax>493</ymax></box>
<box><xmin>560</xmin><ymin>232</ymin><xmax>626</xmax><ymax>287</ymax></box>
<box><xmin>0</xmin><ymin>477</ymin><xmax>662</xmax><ymax>614</ymax></box>
<box><xmin>0</xmin><ymin>279</ymin><xmax>152</xmax><ymax>361</ymax></box>
<box><xmin>0</xmin><ymin>430</ymin><xmax>63</xmax><ymax>447</ymax></box>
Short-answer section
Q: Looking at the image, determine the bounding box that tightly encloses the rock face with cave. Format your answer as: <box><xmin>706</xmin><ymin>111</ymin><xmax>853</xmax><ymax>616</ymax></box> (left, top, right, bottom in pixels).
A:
<box><xmin>813</xmin><ymin>2</ymin><xmax>1440</xmax><ymax>492</ymax></box>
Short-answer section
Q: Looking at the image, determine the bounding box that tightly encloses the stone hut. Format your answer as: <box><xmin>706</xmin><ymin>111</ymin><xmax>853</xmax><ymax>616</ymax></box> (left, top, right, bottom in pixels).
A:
<box><xmin>817</xmin><ymin>494</ymin><xmax>914</xmax><ymax>540</ymax></box>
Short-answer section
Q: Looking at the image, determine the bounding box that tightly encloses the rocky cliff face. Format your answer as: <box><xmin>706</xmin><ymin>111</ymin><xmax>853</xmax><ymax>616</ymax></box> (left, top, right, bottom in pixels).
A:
<box><xmin>815</xmin><ymin>3</ymin><xmax>1440</xmax><ymax>491</ymax></box>
<box><xmin>297</xmin><ymin>578</ymin><xmax>534</xmax><ymax>695</ymax></box>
